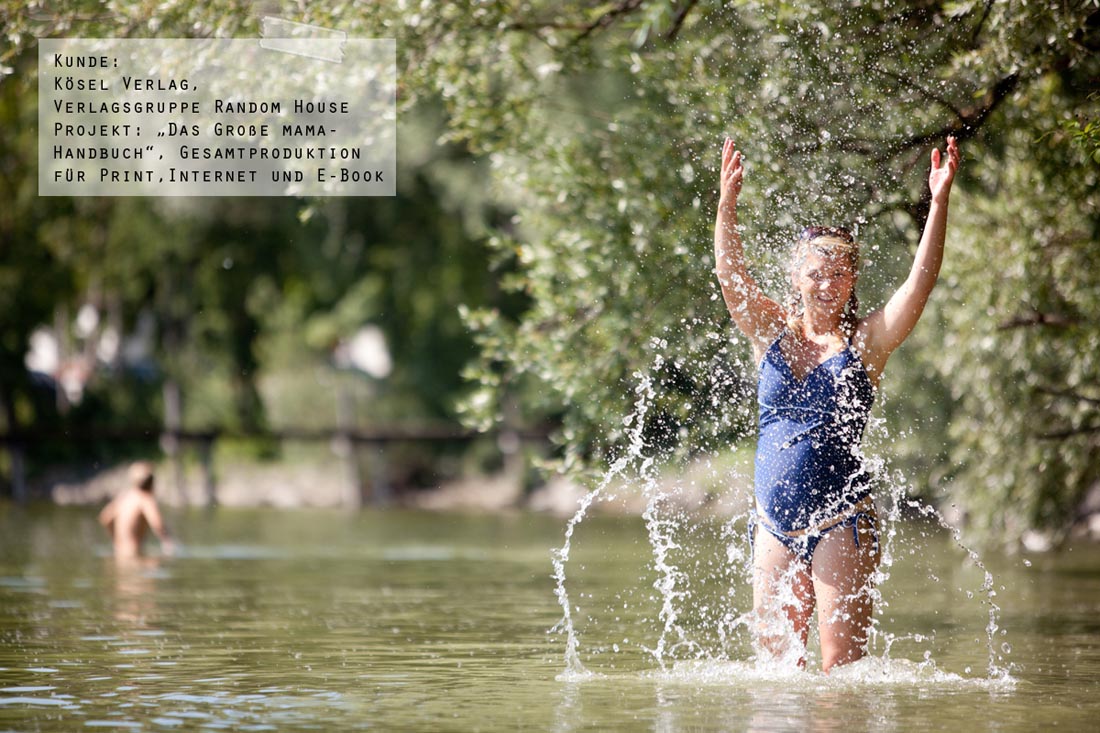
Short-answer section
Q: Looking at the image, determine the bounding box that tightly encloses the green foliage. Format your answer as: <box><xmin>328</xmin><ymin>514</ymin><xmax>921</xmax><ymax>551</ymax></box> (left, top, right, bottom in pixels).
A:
<box><xmin>1063</xmin><ymin>92</ymin><xmax>1100</xmax><ymax>163</ymax></box>
<box><xmin>0</xmin><ymin>3</ymin><xmax>519</xmax><ymax>489</ymax></box>
<box><xmin>922</xmin><ymin>101</ymin><xmax>1100</xmax><ymax>539</ymax></box>
<box><xmin>2</xmin><ymin>1</ymin><xmax>1099</xmax><ymax>541</ymax></box>
<box><xmin>329</xmin><ymin>0</ymin><xmax>1098</xmax><ymax>542</ymax></box>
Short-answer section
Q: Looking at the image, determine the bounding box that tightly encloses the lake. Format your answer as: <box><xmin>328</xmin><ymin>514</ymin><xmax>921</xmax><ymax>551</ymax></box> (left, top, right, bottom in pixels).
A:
<box><xmin>2</xmin><ymin>503</ymin><xmax>1098</xmax><ymax>731</ymax></box>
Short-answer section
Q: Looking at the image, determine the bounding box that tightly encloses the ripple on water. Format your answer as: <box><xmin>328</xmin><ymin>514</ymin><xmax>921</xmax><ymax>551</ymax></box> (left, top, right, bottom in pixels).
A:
<box><xmin>381</xmin><ymin>545</ymin><xmax>491</xmax><ymax>561</ymax></box>
<box><xmin>644</xmin><ymin>658</ymin><xmax>1018</xmax><ymax>690</ymax></box>
<box><xmin>382</xmin><ymin>545</ymin><xmax>456</xmax><ymax>561</ymax></box>
<box><xmin>182</xmin><ymin>545</ymin><xmax>291</xmax><ymax>560</ymax></box>
<box><xmin>85</xmin><ymin>721</ymin><xmax>142</xmax><ymax>728</ymax></box>
<box><xmin>0</xmin><ymin>696</ymin><xmax>69</xmax><ymax>706</ymax></box>
<box><xmin>0</xmin><ymin>576</ymin><xmax>46</xmax><ymax>589</ymax></box>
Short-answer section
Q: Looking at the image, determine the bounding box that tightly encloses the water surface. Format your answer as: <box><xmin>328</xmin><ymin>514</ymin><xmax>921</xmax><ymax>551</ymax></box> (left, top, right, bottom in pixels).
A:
<box><xmin>1</xmin><ymin>504</ymin><xmax>1098</xmax><ymax>731</ymax></box>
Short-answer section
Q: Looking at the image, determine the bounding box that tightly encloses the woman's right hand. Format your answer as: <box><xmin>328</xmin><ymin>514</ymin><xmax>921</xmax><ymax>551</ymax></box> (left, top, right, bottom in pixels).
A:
<box><xmin>720</xmin><ymin>138</ymin><xmax>743</xmax><ymax>208</ymax></box>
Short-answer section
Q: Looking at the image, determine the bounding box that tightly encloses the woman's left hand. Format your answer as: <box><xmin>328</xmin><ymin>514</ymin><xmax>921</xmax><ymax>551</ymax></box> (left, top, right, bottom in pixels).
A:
<box><xmin>928</xmin><ymin>135</ymin><xmax>960</xmax><ymax>204</ymax></box>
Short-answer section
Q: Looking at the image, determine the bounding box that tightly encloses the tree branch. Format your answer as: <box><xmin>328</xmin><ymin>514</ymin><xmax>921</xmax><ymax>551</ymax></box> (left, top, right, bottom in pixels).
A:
<box><xmin>1038</xmin><ymin>425</ymin><xmax>1100</xmax><ymax>440</ymax></box>
<box><xmin>998</xmin><ymin>311</ymin><xmax>1079</xmax><ymax>330</ymax></box>
<box><xmin>871</xmin><ymin>65</ymin><xmax>967</xmax><ymax>121</ymax></box>
<box><xmin>1035</xmin><ymin>386</ymin><xmax>1100</xmax><ymax>406</ymax></box>
<box><xmin>500</xmin><ymin>1</ymin><xmax>648</xmax><ymax>46</ymax></box>
<box><xmin>573</xmin><ymin>0</ymin><xmax>646</xmax><ymax>44</ymax></box>
<box><xmin>502</xmin><ymin>20</ymin><xmax>589</xmax><ymax>33</ymax></box>
<box><xmin>880</xmin><ymin>72</ymin><xmax>1020</xmax><ymax>166</ymax></box>
<box><xmin>666</xmin><ymin>0</ymin><xmax>700</xmax><ymax>42</ymax></box>
<box><xmin>971</xmin><ymin>0</ymin><xmax>995</xmax><ymax>46</ymax></box>
<box><xmin>896</xmin><ymin>71</ymin><xmax>1020</xmax><ymax>227</ymax></box>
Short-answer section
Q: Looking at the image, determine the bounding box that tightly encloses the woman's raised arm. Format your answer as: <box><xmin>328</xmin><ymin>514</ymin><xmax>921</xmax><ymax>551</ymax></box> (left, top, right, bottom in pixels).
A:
<box><xmin>858</xmin><ymin>136</ymin><xmax>960</xmax><ymax>378</ymax></box>
<box><xmin>714</xmin><ymin>139</ymin><xmax>784</xmax><ymax>360</ymax></box>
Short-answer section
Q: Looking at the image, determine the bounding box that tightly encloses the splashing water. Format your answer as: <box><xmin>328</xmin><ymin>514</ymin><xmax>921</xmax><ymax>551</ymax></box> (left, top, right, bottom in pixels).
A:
<box><xmin>550</xmin><ymin>346</ymin><xmax>1015</xmax><ymax>685</ymax></box>
<box><xmin>550</xmin><ymin>368</ymin><xmax>659</xmax><ymax>677</ymax></box>
<box><xmin>876</xmin><ymin>487</ymin><xmax>1014</xmax><ymax>680</ymax></box>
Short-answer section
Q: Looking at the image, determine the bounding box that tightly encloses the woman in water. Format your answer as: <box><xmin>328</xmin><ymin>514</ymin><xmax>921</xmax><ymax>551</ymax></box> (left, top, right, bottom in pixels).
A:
<box><xmin>713</xmin><ymin>136</ymin><xmax>960</xmax><ymax>671</ymax></box>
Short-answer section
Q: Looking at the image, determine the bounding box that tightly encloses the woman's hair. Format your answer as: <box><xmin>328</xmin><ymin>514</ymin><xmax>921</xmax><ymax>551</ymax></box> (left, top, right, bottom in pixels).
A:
<box><xmin>784</xmin><ymin>226</ymin><xmax>860</xmax><ymax>337</ymax></box>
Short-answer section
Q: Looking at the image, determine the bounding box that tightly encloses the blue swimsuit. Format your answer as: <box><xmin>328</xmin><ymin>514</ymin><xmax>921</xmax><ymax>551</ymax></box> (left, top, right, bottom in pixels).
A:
<box><xmin>753</xmin><ymin>332</ymin><xmax>877</xmax><ymax>563</ymax></box>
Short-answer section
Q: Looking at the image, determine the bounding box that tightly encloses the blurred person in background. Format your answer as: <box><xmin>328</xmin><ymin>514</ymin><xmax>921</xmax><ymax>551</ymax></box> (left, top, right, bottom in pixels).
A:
<box><xmin>99</xmin><ymin>461</ymin><xmax>175</xmax><ymax>559</ymax></box>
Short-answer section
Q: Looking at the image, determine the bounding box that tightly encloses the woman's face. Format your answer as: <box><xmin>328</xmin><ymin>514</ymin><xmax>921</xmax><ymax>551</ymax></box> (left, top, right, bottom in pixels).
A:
<box><xmin>793</xmin><ymin>246</ymin><xmax>856</xmax><ymax>318</ymax></box>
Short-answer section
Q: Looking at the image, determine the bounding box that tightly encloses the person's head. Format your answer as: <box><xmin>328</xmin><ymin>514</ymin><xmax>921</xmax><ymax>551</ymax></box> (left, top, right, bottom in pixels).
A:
<box><xmin>785</xmin><ymin>225</ymin><xmax>860</xmax><ymax>336</ymax></box>
<box><xmin>128</xmin><ymin>461</ymin><xmax>155</xmax><ymax>492</ymax></box>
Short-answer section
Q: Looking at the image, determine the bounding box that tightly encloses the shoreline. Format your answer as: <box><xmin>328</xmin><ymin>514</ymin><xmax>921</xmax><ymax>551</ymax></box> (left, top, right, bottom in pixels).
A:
<box><xmin>21</xmin><ymin>458</ymin><xmax>1100</xmax><ymax>547</ymax></box>
<box><xmin>25</xmin><ymin>455</ymin><xmax>756</xmax><ymax>518</ymax></box>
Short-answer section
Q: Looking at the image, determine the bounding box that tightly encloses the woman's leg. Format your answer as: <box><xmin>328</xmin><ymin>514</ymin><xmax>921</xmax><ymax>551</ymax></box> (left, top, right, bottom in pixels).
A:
<box><xmin>752</xmin><ymin>527</ymin><xmax>814</xmax><ymax>667</ymax></box>
<box><xmin>811</xmin><ymin>514</ymin><xmax>880</xmax><ymax>672</ymax></box>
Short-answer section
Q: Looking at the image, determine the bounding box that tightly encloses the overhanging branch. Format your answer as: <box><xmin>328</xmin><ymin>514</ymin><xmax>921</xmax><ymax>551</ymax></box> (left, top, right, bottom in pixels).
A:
<box><xmin>879</xmin><ymin>72</ymin><xmax>1021</xmax><ymax>166</ymax></box>
<box><xmin>1036</xmin><ymin>386</ymin><xmax>1100</xmax><ymax>406</ymax></box>
<box><xmin>573</xmin><ymin>0</ymin><xmax>645</xmax><ymax>43</ymax></box>
<box><xmin>666</xmin><ymin>0</ymin><xmax>700</xmax><ymax>42</ymax></box>
<box><xmin>1038</xmin><ymin>425</ymin><xmax>1100</xmax><ymax>440</ymax></box>
<box><xmin>998</xmin><ymin>311</ymin><xmax>1079</xmax><ymax>330</ymax></box>
<box><xmin>870</xmin><ymin>65</ymin><xmax>967</xmax><ymax>121</ymax></box>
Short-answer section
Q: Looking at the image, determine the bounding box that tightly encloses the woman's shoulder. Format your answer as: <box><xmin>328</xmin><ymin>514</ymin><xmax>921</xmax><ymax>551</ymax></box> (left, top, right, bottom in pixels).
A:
<box><xmin>850</xmin><ymin>317</ymin><xmax>887</xmax><ymax>388</ymax></box>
